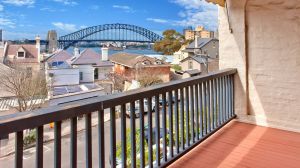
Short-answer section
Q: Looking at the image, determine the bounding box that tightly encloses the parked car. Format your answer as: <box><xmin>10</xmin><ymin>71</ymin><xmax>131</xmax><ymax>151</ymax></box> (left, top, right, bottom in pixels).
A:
<box><xmin>126</xmin><ymin>99</ymin><xmax>155</xmax><ymax>118</ymax></box>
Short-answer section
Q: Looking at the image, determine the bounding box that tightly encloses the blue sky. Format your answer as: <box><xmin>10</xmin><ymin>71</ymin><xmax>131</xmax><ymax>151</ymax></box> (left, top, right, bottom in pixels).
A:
<box><xmin>0</xmin><ymin>0</ymin><xmax>218</xmax><ymax>40</ymax></box>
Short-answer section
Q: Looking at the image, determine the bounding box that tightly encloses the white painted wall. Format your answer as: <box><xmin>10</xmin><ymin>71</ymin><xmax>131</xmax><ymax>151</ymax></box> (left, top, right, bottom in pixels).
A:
<box><xmin>219</xmin><ymin>0</ymin><xmax>300</xmax><ymax>132</ymax></box>
<box><xmin>47</xmin><ymin>68</ymin><xmax>79</xmax><ymax>86</ymax></box>
<box><xmin>74</xmin><ymin>65</ymin><xmax>95</xmax><ymax>83</ymax></box>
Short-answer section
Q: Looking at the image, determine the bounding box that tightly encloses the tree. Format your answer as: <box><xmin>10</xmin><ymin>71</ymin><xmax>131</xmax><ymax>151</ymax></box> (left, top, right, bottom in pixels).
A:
<box><xmin>0</xmin><ymin>66</ymin><xmax>48</xmax><ymax>112</ymax></box>
<box><xmin>154</xmin><ymin>29</ymin><xmax>188</xmax><ymax>55</ymax></box>
<box><xmin>137</xmin><ymin>70</ymin><xmax>163</xmax><ymax>88</ymax></box>
<box><xmin>106</xmin><ymin>72</ymin><xmax>128</xmax><ymax>92</ymax></box>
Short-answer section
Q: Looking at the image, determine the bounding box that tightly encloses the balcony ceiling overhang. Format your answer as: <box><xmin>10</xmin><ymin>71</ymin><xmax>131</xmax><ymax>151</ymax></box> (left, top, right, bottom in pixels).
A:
<box><xmin>206</xmin><ymin>0</ymin><xmax>225</xmax><ymax>7</ymax></box>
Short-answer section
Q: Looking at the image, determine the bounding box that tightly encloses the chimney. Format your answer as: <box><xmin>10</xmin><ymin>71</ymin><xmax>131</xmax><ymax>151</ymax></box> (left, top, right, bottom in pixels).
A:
<box><xmin>74</xmin><ymin>47</ymin><xmax>80</xmax><ymax>57</ymax></box>
<box><xmin>194</xmin><ymin>35</ymin><xmax>199</xmax><ymax>49</ymax></box>
<box><xmin>101</xmin><ymin>47</ymin><xmax>109</xmax><ymax>61</ymax></box>
<box><xmin>35</xmin><ymin>35</ymin><xmax>41</xmax><ymax>62</ymax></box>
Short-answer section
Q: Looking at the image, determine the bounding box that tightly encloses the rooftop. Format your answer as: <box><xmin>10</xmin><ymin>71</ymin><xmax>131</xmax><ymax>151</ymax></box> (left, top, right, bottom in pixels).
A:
<box><xmin>5</xmin><ymin>44</ymin><xmax>39</xmax><ymax>63</ymax></box>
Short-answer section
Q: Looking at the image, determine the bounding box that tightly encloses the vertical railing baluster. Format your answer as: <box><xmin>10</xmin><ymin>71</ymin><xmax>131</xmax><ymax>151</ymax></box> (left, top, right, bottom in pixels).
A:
<box><xmin>139</xmin><ymin>99</ymin><xmax>145</xmax><ymax>167</ymax></box>
<box><xmin>130</xmin><ymin>102</ymin><xmax>136</xmax><ymax>168</ymax></box>
<box><xmin>85</xmin><ymin>113</ymin><xmax>92</xmax><ymax>168</ymax></box>
<box><xmin>199</xmin><ymin>83</ymin><xmax>203</xmax><ymax>138</ymax></box>
<box><xmin>222</xmin><ymin>77</ymin><xmax>227</xmax><ymax>123</ymax></box>
<box><xmin>219</xmin><ymin>77</ymin><xmax>223</xmax><ymax>125</ymax></box>
<box><xmin>185</xmin><ymin>87</ymin><xmax>190</xmax><ymax>147</ymax></box>
<box><xmin>121</xmin><ymin>104</ymin><xmax>127</xmax><ymax>168</ymax></box>
<box><xmin>207</xmin><ymin>81</ymin><xmax>211</xmax><ymax>132</ymax></box>
<box><xmin>98</xmin><ymin>109</ymin><xmax>105</xmax><ymax>168</ymax></box>
<box><xmin>203</xmin><ymin>82</ymin><xmax>207</xmax><ymax>135</ymax></box>
<box><xmin>174</xmin><ymin>90</ymin><xmax>179</xmax><ymax>154</ymax></box>
<box><xmin>15</xmin><ymin>131</ymin><xmax>23</xmax><ymax>168</ymax></box>
<box><xmin>217</xmin><ymin>78</ymin><xmax>221</xmax><ymax>127</ymax></box>
<box><xmin>147</xmin><ymin>97</ymin><xmax>153</xmax><ymax>168</ymax></box>
<box><xmin>180</xmin><ymin>88</ymin><xmax>184</xmax><ymax>150</ymax></box>
<box><xmin>168</xmin><ymin>91</ymin><xmax>173</xmax><ymax>158</ymax></box>
<box><xmin>110</xmin><ymin>107</ymin><xmax>116</xmax><ymax>168</ymax></box>
<box><xmin>54</xmin><ymin>121</ymin><xmax>61</xmax><ymax>168</ymax></box>
<box><xmin>211</xmin><ymin>79</ymin><xmax>216</xmax><ymax>130</ymax></box>
<box><xmin>190</xmin><ymin>85</ymin><xmax>195</xmax><ymax>143</ymax></box>
<box><xmin>154</xmin><ymin>95</ymin><xmax>160</xmax><ymax>166</ymax></box>
<box><xmin>226</xmin><ymin>76</ymin><xmax>230</xmax><ymax>119</ymax></box>
<box><xmin>225</xmin><ymin>76</ymin><xmax>228</xmax><ymax>120</ymax></box>
<box><xmin>162</xmin><ymin>93</ymin><xmax>167</xmax><ymax>162</ymax></box>
<box><xmin>231</xmin><ymin>75</ymin><xmax>235</xmax><ymax>117</ymax></box>
<box><xmin>36</xmin><ymin>126</ymin><xmax>43</xmax><ymax>168</ymax></box>
<box><xmin>70</xmin><ymin>117</ymin><xmax>77</xmax><ymax>168</ymax></box>
<box><xmin>195</xmin><ymin>84</ymin><xmax>199</xmax><ymax>140</ymax></box>
<box><xmin>214</xmin><ymin>78</ymin><xmax>218</xmax><ymax>128</ymax></box>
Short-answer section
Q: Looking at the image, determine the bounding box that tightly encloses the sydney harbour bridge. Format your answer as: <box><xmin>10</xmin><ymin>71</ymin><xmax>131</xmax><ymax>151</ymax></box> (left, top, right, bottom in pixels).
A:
<box><xmin>32</xmin><ymin>23</ymin><xmax>163</xmax><ymax>50</ymax></box>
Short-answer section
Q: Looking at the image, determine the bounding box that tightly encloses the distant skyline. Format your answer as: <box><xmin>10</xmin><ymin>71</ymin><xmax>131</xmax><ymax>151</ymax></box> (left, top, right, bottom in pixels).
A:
<box><xmin>0</xmin><ymin>0</ymin><xmax>218</xmax><ymax>40</ymax></box>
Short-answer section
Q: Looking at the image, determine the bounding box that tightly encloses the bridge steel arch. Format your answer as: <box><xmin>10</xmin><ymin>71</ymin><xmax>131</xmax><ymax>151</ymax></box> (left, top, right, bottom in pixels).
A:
<box><xmin>58</xmin><ymin>23</ymin><xmax>163</xmax><ymax>49</ymax></box>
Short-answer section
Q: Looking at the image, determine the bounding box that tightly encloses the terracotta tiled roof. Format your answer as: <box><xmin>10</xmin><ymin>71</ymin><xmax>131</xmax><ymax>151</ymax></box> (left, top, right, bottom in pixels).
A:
<box><xmin>69</xmin><ymin>48</ymin><xmax>114</xmax><ymax>67</ymax></box>
<box><xmin>5</xmin><ymin>44</ymin><xmax>39</xmax><ymax>63</ymax></box>
<box><xmin>109</xmin><ymin>52</ymin><xmax>170</xmax><ymax>68</ymax></box>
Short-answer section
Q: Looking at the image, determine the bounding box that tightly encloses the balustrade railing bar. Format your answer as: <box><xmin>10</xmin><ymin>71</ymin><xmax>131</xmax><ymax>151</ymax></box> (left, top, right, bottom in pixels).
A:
<box><xmin>0</xmin><ymin>69</ymin><xmax>236</xmax><ymax>168</ymax></box>
<box><xmin>70</xmin><ymin>117</ymin><xmax>77</xmax><ymax>168</ymax></box>
<box><xmin>85</xmin><ymin>114</ymin><xmax>92</xmax><ymax>168</ymax></box>
<box><xmin>168</xmin><ymin>91</ymin><xmax>174</xmax><ymax>158</ymax></box>
<box><xmin>139</xmin><ymin>99</ymin><xmax>145</xmax><ymax>167</ymax></box>
<box><xmin>174</xmin><ymin>90</ymin><xmax>179</xmax><ymax>154</ymax></box>
<box><xmin>15</xmin><ymin>131</ymin><xmax>23</xmax><ymax>168</ymax></box>
<box><xmin>147</xmin><ymin>97</ymin><xmax>153</xmax><ymax>168</ymax></box>
<box><xmin>36</xmin><ymin>126</ymin><xmax>44</xmax><ymax>168</ymax></box>
<box><xmin>98</xmin><ymin>110</ymin><xmax>105</xmax><ymax>168</ymax></box>
<box><xmin>54</xmin><ymin>121</ymin><xmax>62</xmax><ymax>168</ymax></box>
<box><xmin>162</xmin><ymin>93</ymin><xmax>167</xmax><ymax>162</ymax></box>
<box><xmin>120</xmin><ymin>104</ymin><xmax>127</xmax><ymax>168</ymax></box>
<box><xmin>129</xmin><ymin>102</ymin><xmax>136</xmax><ymax>168</ymax></box>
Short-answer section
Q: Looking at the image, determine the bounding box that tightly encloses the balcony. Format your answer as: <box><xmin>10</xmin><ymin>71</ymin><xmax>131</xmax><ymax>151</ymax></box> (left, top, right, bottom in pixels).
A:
<box><xmin>1</xmin><ymin>68</ymin><xmax>300</xmax><ymax>168</ymax></box>
<box><xmin>0</xmin><ymin>69</ymin><xmax>236</xmax><ymax>167</ymax></box>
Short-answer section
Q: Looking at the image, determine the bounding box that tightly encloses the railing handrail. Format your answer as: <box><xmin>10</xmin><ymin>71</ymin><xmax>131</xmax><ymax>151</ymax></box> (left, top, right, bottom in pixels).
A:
<box><xmin>0</xmin><ymin>68</ymin><xmax>237</xmax><ymax>135</ymax></box>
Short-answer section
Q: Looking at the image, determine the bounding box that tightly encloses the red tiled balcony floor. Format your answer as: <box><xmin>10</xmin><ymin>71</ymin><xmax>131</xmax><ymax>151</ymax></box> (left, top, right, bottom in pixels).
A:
<box><xmin>168</xmin><ymin>121</ymin><xmax>300</xmax><ymax>168</ymax></box>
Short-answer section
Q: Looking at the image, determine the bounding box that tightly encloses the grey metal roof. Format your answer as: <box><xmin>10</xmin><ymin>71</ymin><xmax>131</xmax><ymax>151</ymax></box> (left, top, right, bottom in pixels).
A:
<box><xmin>184</xmin><ymin>69</ymin><xmax>201</xmax><ymax>75</ymax></box>
<box><xmin>186</xmin><ymin>38</ymin><xmax>218</xmax><ymax>50</ymax></box>
<box><xmin>69</xmin><ymin>48</ymin><xmax>114</xmax><ymax>67</ymax></box>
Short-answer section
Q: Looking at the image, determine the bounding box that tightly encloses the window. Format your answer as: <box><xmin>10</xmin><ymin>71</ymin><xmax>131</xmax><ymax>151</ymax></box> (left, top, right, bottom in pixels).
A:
<box><xmin>17</xmin><ymin>52</ymin><xmax>25</xmax><ymax>58</ymax></box>
<box><xmin>188</xmin><ymin>60</ymin><xmax>193</xmax><ymax>69</ymax></box>
<box><xmin>79</xmin><ymin>72</ymin><xmax>83</xmax><ymax>81</ymax></box>
<box><xmin>94</xmin><ymin>68</ymin><xmax>99</xmax><ymax>80</ymax></box>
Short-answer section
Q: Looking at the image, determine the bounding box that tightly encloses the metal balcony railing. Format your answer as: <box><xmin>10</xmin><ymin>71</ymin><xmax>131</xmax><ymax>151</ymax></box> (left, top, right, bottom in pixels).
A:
<box><xmin>0</xmin><ymin>69</ymin><xmax>236</xmax><ymax>168</ymax></box>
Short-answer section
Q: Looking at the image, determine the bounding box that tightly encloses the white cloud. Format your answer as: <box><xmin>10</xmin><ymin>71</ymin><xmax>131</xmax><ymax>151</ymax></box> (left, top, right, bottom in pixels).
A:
<box><xmin>2</xmin><ymin>0</ymin><xmax>35</xmax><ymax>7</ymax></box>
<box><xmin>52</xmin><ymin>22</ymin><xmax>77</xmax><ymax>32</ymax></box>
<box><xmin>170</xmin><ymin>0</ymin><xmax>218</xmax><ymax>30</ymax></box>
<box><xmin>147</xmin><ymin>18</ymin><xmax>168</xmax><ymax>24</ymax></box>
<box><xmin>40</xmin><ymin>7</ymin><xmax>55</xmax><ymax>12</ymax></box>
<box><xmin>0</xmin><ymin>18</ymin><xmax>15</xmax><ymax>28</ymax></box>
<box><xmin>0</xmin><ymin>4</ymin><xmax>3</xmax><ymax>11</ymax></box>
<box><xmin>112</xmin><ymin>5</ymin><xmax>135</xmax><ymax>13</ymax></box>
<box><xmin>52</xmin><ymin>22</ymin><xmax>87</xmax><ymax>32</ymax></box>
<box><xmin>53</xmin><ymin>0</ymin><xmax>78</xmax><ymax>6</ymax></box>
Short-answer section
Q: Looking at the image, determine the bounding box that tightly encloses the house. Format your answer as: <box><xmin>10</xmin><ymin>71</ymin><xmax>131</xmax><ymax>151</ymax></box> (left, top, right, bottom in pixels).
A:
<box><xmin>180</xmin><ymin>55</ymin><xmax>219</xmax><ymax>78</ymax></box>
<box><xmin>3</xmin><ymin>36</ymin><xmax>42</xmax><ymax>75</ymax></box>
<box><xmin>183</xmin><ymin>37</ymin><xmax>219</xmax><ymax>59</ymax></box>
<box><xmin>68</xmin><ymin>48</ymin><xmax>114</xmax><ymax>83</ymax></box>
<box><xmin>173</xmin><ymin>37</ymin><xmax>219</xmax><ymax>65</ymax></box>
<box><xmin>110</xmin><ymin>52</ymin><xmax>171</xmax><ymax>83</ymax></box>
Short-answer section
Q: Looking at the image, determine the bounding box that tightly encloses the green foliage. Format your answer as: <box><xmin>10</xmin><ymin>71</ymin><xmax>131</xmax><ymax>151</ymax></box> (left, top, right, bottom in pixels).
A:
<box><xmin>116</xmin><ymin>128</ymin><xmax>157</xmax><ymax>167</ymax></box>
<box><xmin>23</xmin><ymin>130</ymin><xmax>36</xmax><ymax>147</ymax></box>
<box><xmin>154</xmin><ymin>29</ymin><xmax>186</xmax><ymax>55</ymax></box>
<box><xmin>171</xmin><ymin>64</ymin><xmax>182</xmax><ymax>71</ymax></box>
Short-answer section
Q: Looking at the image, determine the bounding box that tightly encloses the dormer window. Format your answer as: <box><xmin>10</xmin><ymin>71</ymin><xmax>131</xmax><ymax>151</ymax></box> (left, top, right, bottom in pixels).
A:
<box><xmin>17</xmin><ymin>52</ymin><xmax>25</xmax><ymax>58</ymax></box>
<box><xmin>155</xmin><ymin>61</ymin><xmax>162</xmax><ymax>65</ymax></box>
<box><xmin>142</xmin><ymin>61</ymin><xmax>150</xmax><ymax>65</ymax></box>
<box><xmin>17</xmin><ymin>47</ymin><xmax>26</xmax><ymax>58</ymax></box>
